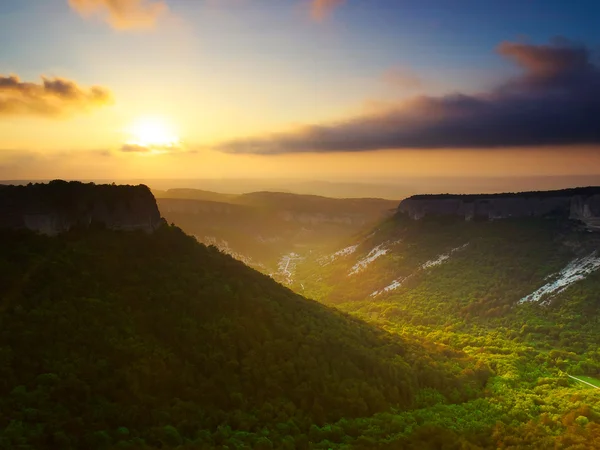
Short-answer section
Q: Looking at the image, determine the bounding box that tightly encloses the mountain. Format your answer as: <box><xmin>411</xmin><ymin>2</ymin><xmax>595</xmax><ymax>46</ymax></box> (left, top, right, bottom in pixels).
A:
<box><xmin>153</xmin><ymin>188</ymin><xmax>238</xmax><ymax>203</ymax></box>
<box><xmin>0</xmin><ymin>182</ymin><xmax>486</xmax><ymax>450</ymax></box>
<box><xmin>286</xmin><ymin>188</ymin><xmax>600</xmax><ymax>448</ymax></box>
<box><xmin>156</xmin><ymin>189</ymin><xmax>398</xmax><ymax>282</ymax></box>
<box><xmin>148</xmin><ymin>179</ymin><xmax>414</xmax><ymax>199</ymax></box>
<box><xmin>0</xmin><ymin>180</ymin><xmax>163</xmax><ymax>235</ymax></box>
<box><xmin>298</xmin><ymin>188</ymin><xmax>600</xmax><ymax>306</ymax></box>
<box><xmin>5</xmin><ymin>182</ymin><xmax>600</xmax><ymax>449</ymax></box>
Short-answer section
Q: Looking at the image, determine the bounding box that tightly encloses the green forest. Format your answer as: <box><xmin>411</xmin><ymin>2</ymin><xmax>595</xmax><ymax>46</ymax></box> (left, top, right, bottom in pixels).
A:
<box><xmin>289</xmin><ymin>213</ymin><xmax>600</xmax><ymax>448</ymax></box>
<box><xmin>0</xmin><ymin>226</ymin><xmax>487</xmax><ymax>449</ymax></box>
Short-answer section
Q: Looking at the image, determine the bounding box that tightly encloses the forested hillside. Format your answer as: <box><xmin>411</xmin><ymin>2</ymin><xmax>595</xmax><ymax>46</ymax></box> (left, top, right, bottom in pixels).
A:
<box><xmin>0</xmin><ymin>225</ymin><xmax>486</xmax><ymax>449</ymax></box>
<box><xmin>287</xmin><ymin>212</ymin><xmax>600</xmax><ymax>448</ymax></box>
<box><xmin>295</xmin><ymin>213</ymin><xmax>600</xmax><ymax>374</ymax></box>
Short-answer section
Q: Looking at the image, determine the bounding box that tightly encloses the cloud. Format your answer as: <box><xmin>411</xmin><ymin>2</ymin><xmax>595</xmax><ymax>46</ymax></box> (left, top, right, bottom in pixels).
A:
<box><xmin>213</xmin><ymin>38</ymin><xmax>600</xmax><ymax>154</ymax></box>
<box><xmin>68</xmin><ymin>0</ymin><xmax>168</xmax><ymax>30</ymax></box>
<box><xmin>382</xmin><ymin>67</ymin><xmax>423</xmax><ymax>90</ymax></box>
<box><xmin>120</xmin><ymin>143</ymin><xmax>189</xmax><ymax>154</ymax></box>
<box><xmin>0</xmin><ymin>75</ymin><xmax>113</xmax><ymax>117</ymax></box>
<box><xmin>121</xmin><ymin>144</ymin><xmax>152</xmax><ymax>153</ymax></box>
<box><xmin>310</xmin><ymin>0</ymin><xmax>346</xmax><ymax>21</ymax></box>
<box><xmin>0</xmin><ymin>149</ymin><xmax>116</xmax><ymax>180</ymax></box>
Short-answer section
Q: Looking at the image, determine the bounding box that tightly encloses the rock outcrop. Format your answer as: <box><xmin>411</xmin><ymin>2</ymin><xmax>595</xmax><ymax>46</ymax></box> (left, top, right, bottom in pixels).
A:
<box><xmin>398</xmin><ymin>187</ymin><xmax>600</xmax><ymax>229</ymax></box>
<box><xmin>0</xmin><ymin>180</ymin><xmax>164</xmax><ymax>235</ymax></box>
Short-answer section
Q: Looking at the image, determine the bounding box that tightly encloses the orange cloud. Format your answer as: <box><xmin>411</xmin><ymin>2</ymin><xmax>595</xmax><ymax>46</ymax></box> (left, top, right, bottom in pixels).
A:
<box><xmin>0</xmin><ymin>75</ymin><xmax>113</xmax><ymax>117</ymax></box>
<box><xmin>68</xmin><ymin>0</ymin><xmax>168</xmax><ymax>30</ymax></box>
<box><xmin>120</xmin><ymin>143</ymin><xmax>189</xmax><ymax>154</ymax></box>
<box><xmin>310</xmin><ymin>0</ymin><xmax>346</xmax><ymax>21</ymax></box>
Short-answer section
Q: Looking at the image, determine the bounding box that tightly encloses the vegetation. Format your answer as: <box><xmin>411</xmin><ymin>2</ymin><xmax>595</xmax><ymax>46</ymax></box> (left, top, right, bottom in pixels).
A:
<box><xmin>289</xmin><ymin>213</ymin><xmax>600</xmax><ymax>448</ymax></box>
<box><xmin>0</xmin><ymin>180</ymin><xmax>155</xmax><ymax>212</ymax></box>
<box><xmin>573</xmin><ymin>376</ymin><xmax>600</xmax><ymax>388</ymax></box>
<box><xmin>0</xmin><ymin>226</ymin><xmax>485</xmax><ymax>449</ymax></box>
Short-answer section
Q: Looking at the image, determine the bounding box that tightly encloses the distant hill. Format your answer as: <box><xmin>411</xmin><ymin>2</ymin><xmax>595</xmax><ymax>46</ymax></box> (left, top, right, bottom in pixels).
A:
<box><xmin>156</xmin><ymin>189</ymin><xmax>398</xmax><ymax>282</ymax></box>
<box><xmin>153</xmin><ymin>188</ymin><xmax>238</xmax><ymax>203</ymax></box>
<box><xmin>155</xmin><ymin>187</ymin><xmax>399</xmax><ymax>210</ymax></box>
<box><xmin>149</xmin><ymin>179</ymin><xmax>414</xmax><ymax>199</ymax></box>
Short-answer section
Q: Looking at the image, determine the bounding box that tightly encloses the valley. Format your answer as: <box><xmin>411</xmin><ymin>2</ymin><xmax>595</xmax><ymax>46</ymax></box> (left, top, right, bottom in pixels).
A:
<box><xmin>1</xmin><ymin>182</ymin><xmax>600</xmax><ymax>449</ymax></box>
<box><xmin>156</xmin><ymin>189</ymin><xmax>398</xmax><ymax>285</ymax></box>
<box><xmin>154</xmin><ymin>186</ymin><xmax>600</xmax><ymax>448</ymax></box>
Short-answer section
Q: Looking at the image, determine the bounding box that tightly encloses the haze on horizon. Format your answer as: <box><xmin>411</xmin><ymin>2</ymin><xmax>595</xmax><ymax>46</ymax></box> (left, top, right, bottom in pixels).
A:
<box><xmin>1</xmin><ymin>0</ymin><xmax>600</xmax><ymax>190</ymax></box>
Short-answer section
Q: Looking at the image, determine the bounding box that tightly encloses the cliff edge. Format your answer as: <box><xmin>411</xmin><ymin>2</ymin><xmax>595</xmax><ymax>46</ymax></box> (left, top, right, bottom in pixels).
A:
<box><xmin>398</xmin><ymin>187</ymin><xmax>600</xmax><ymax>230</ymax></box>
<box><xmin>0</xmin><ymin>180</ymin><xmax>164</xmax><ymax>235</ymax></box>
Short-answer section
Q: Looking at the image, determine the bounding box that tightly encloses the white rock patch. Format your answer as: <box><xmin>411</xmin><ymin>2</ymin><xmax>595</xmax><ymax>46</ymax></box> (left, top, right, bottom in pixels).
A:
<box><xmin>349</xmin><ymin>244</ymin><xmax>389</xmax><ymax>276</ymax></box>
<box><xmin>319</xmin><ymin>244</ymin><xmax>359</xmax><ymax>266</ymax></box>
<box><xmin>421</xmin><ymin>254</ymin><xmax>451</xmax><ymax>269</ymax></box>
<box><xmin>421</xmin><ymin>243</ymin><xmax>470</xmax><ymax>269</ymax></box>
<box><xmin>277</xmin><ymin>252</ymin><xmax>304</xmax><ymax>284</ymax></box>
<box><xmin>370</xmin><ymin>243</ymin><xmax>469</xmax><ymax>297</ymax></box>
<box><xmin>519</xmin><ymin>252</ymin><xmax>600</xmax><ymax>304</ymax></box>
<box><xmin>371</xmin><ymin>275</ymin><xmax>413</xmax><ymax>297</ymax></box>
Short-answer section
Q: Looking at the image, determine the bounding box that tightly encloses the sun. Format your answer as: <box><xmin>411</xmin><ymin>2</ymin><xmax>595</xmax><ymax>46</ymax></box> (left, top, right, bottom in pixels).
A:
<box><xmin>126</xmin><ymin>116</ymin><xmax>180</xmax><ymax>149</ymax></box>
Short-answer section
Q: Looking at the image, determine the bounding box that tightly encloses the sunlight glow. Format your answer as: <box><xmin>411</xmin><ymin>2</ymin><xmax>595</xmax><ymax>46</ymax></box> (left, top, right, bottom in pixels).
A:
<box><xmin>126</xmin><ymin>116</ymin><xmax>180</xmax><ymax>149</ymax></box>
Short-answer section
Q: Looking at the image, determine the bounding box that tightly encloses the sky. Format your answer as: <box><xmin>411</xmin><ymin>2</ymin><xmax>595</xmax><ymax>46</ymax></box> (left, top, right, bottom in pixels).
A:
<box><xmin>1</xmin><ymin>0</ymin><xmax>600</xmax><ymax>188</ymax></box>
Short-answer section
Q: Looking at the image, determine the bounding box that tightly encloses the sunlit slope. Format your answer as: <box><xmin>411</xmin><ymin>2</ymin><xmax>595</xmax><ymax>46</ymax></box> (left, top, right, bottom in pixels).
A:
<box><xmin>287</xmin><ymin>211</ymin><xmax>600</xmax><ymax>449</ymax></box>
<box><xmin>0</xmin><ymin>226</ymin><xmax>485</xmax><ymax>449</ymax></box>
<box><xmin>296</xmin><ymin>213</ymin><xmax>600</xmax><ymax>316</ymax></box>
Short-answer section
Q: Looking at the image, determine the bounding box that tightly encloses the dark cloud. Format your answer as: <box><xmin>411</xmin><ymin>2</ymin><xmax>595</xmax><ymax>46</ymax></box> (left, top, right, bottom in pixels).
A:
<box><xmin>310</xmin><ymin>0</ymin><xmax>346</xmax><ymax>21</ymax></box>
<box><xmin>0</xmin><ymin>75</ymin><xmax>113</xmax><ymax>117</ymax></box>
<box><xmin>68</xmin><ymin>0</ymin><xmax>167</xmax><ymax>30</ymax></box>
<box><xmin>214</xmin><ymin>39</ymin><xmax>600</xmax><ymax>154</ymax></box>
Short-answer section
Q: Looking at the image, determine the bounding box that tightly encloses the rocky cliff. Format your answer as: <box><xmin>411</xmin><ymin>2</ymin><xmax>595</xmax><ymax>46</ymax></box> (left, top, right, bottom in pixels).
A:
<box><xmin>398</xmin><ymin>187</ymin><xmax>600</xmax><ymax>229</ymax></box>
<box><xmin>0</xmin><ymin>180</ymin><xmax>164</xmax><ymax>235</ymax></box>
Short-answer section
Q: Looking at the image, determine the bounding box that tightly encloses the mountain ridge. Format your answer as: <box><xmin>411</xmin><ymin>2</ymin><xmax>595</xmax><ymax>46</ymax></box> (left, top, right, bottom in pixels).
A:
<box><xmin>398</xmin><ymin>186</ymin><xmax>600</xmax><ymax>229</ymax></box>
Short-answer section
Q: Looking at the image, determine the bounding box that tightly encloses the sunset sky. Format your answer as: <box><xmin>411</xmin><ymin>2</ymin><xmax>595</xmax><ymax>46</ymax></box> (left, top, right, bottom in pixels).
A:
<box><xmin>1</xmin><ymin>0</ymin><xmax>600</xmax><ymax>184</ymax></box>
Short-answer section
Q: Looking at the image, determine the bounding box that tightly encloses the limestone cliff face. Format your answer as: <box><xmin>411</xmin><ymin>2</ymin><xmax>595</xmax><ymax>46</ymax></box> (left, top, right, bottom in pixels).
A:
<box><xmin>0</xmin><ymin>180</ymin><xmax>164</xmax><ymax>235</ymax></box>
<box><xmin>398</xmin><ymin>187</ymin><xmax>600</xmax><ymax>229</ymax></box>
